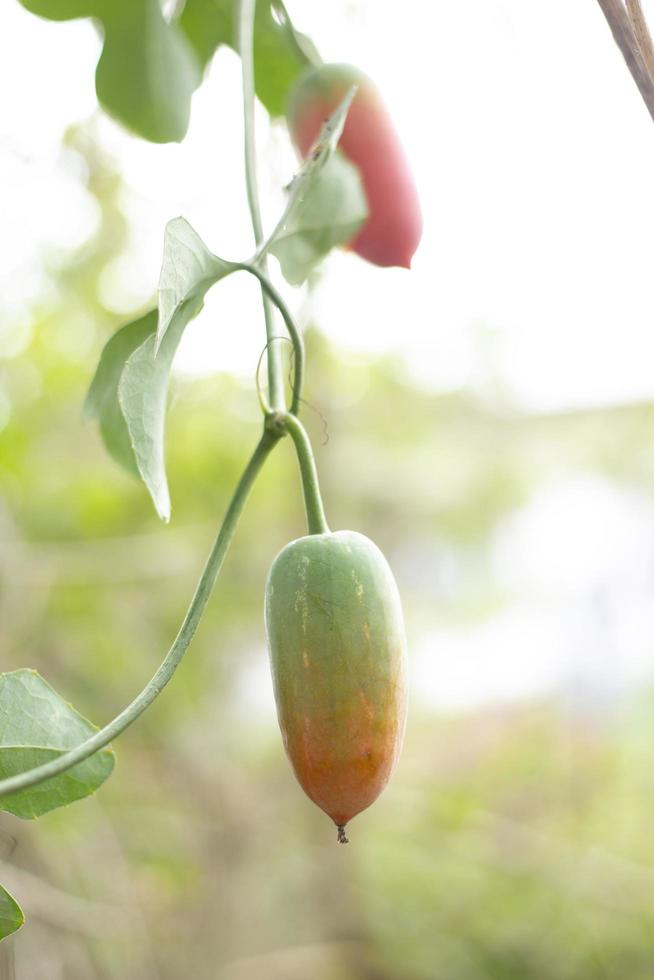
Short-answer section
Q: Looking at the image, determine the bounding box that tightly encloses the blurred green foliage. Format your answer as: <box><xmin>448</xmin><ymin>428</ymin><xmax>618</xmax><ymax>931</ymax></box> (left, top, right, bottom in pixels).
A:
<box><xmin>3</xmin><ymin>124</ymin><xmax>654</xmax><ymax>979</ymax></box>
<box><xmin>18</xmin><ymin>0</ymin><xmax>314</xmax><ymax>141</ymax></box>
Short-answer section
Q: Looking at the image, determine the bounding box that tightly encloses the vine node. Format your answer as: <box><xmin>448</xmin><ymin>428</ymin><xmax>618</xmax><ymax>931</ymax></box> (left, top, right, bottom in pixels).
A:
<box><xmin>265</xmin><ymin>411</ymin><xmax>289</xmax><ymax>438</ymax></box>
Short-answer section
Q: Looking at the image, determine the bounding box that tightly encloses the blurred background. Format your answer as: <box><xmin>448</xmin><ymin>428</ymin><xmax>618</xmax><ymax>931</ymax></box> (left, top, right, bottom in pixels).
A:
<box><xmin>3</xmin><ymin>0</ymin><xmax>654</xmax><ymax>977</ymax></box>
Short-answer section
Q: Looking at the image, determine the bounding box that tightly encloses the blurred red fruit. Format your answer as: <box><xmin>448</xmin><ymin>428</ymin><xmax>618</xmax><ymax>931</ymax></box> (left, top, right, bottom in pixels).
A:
<box><xmin>287</xmin><ymin>63</ymin><xmax>423</xmax><ymax>269</ymax></box>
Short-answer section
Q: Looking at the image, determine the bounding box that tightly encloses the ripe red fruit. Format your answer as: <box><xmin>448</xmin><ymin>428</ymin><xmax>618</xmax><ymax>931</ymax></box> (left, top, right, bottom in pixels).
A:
<box><xmin>287</xmin><ymin>63</ymin><xmax>423</xmax><ymax>269</ymax></box>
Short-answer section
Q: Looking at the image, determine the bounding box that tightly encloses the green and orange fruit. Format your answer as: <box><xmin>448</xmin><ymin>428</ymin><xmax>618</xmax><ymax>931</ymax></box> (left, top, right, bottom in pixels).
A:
<box><xmin>265</xmin><ymin>530</ymin><xmax>408</xmax><ymax>841</ymax></box>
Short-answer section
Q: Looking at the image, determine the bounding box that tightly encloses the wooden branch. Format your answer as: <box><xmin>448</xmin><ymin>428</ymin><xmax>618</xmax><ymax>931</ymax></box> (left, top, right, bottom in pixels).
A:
<box><xmin>596</xmin><ymin>0</ymin><xmax>654</xmax><ymax>123</ymax></box>
<box><xmin>626</xmin><ymin>0</ymin><xmax>654</xmax><ymax>78</ymax></box>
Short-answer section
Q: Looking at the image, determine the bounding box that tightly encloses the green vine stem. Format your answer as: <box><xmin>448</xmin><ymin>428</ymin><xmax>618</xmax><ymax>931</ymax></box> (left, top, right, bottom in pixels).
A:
<box><xmin>236</xmin><ymin>263</ymin><xmax>304</xmax><ymax>413</ymax></box>
<box><xmin>239</xmin><ymin>0</ymin><xmax>286</xmax><ymax>412</ymax></box>
<box><xmin>271</xmin><ymin>412</ymin><xmax>329</xmax><ymax>535</ymax></box>
<box><xmin>0</xmin><ymin>430</ymin><xmax>279</xmax><ymax>802</ymax></box>
<box><xmin>0</xmin><ymin>0</ymin><xmax>315</xmax><ymax>807</ymax></box>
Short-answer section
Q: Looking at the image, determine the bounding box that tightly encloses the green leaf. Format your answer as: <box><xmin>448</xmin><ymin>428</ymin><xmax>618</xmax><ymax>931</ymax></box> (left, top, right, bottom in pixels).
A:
<box><xmin>86</xmin><ymin>221</ymin><xmax>234</xmax><ymax>519</ymax></box>
<box><xmin>118</xmin><ymin>301</ymin><xmax>200</xmax><ymax>522</ymax></box>
<box><xmin>19</xmin><ymin>0</ymin><xmax>201</xmax><ymax>143</ymax></box>
<box><xmin>0</xmin><ymin>670</ymin><xmax>115</xmax><ymax>820</ymax></box>
<box><xmin>97</xmin><ymin>1</ymin><xmax>201</xmax><ymax>143</ymax></box>
<box><xmin>263</xmin><ymin>92</ymin><xmax>367</xmax><ymax>285</ymax></box>
<box><xmin>18</xmin><ymin>0</ymin><xmax>94</xmax><ymax>18</ymax></box>
<box><xmin>179</xmin><ymin>0</ymin><xmax>316</xmax><ymax>117</ymax></box>
<box><xmin>269</xmin><ymin>153</ymin><xmax>367</xmax><ymax>285</ymax></box>
<box><xmin>269</xmin><ymin>85</ymin><xmax>357</xmax><ymax>222</ymax></box>
<box><xmin>20</xmin><ymin>0</ymin><xmax>316</xmax><ymax>137</ymax></box>
<box><xmin>84</xmin><ymin>310</ymin><xmax>157</xmax><ymax>476</ymax></box>
<box><xmin>0</xmin><ymin>885</ymin><xmax>24</xmax><ymax>942</ymax></box>
<box><xmin>177</xmin><ymin>0</ymin><xmax>231</xmax><ymax>70</ymax></box>
<box><xmin>299</xmin><ymin>84</ymin><xmax>357</xmax><ymax>167</ymax></box>
<box><xmin>157</xmin><ymin>217</ymin><xmax>234</xmax><ymax>352</ymax></box>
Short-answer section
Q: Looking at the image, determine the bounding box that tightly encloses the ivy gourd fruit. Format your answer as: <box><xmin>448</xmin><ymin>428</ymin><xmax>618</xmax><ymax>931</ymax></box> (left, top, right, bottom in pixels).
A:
<box><xmin>287</xmin><ymin>63</ymin><xmax>423</xmax><ymax>269</ymax></box>
<box><xmin>265</xmin><ymin>530</ymin><xmax>408</xmax><ymax>841</ymax></box>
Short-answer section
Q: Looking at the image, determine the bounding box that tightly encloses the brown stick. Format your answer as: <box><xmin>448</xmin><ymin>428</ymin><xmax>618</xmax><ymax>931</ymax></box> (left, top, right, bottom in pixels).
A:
<box><xmin>595</xmin><ymin>0</ymin><xmax>654</xmax><ymax>123</ymax></box>
<box><xmin>626</xmin><ymin>0</ymin><xmax>654</xmax><ymax>78</ymax></box>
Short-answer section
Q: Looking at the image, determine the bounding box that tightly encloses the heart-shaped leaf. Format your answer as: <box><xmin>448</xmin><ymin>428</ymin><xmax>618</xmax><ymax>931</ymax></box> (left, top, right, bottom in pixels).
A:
<box><xmin>180</xmin><ymin>0</ymin><xmax>316</xmax><ymax>118</ymax></box>
<box><xmin>20</xmin><ymin>0</ymin><xmax>316</xmax><ymax>139</ymax></box>
<box><xmin>157</xmin><ymin>217</ymin><xmax>234</xmax><ymax>351</ymax></box>
<box><xmin>118</xmin><ymin>300</ymin><xmax>202</xmax><ymax>522</ymax></box>
<box><xmin>84</xmin><ymin>309</ymin><xmax>157</xmax><ymax>475</ymax></box>
<box><xmin>268</xmin><ymin>152</ymin><xmax>366</xmax><ymax>285</ymax></box>
<box><xmin>0</xmin><ymin>670</ymin><xmax>115</xmax><ymax>820</ymax></box>
<box><xmin>19</xmin><ymin>0</ymin><xmax>201</xmax><ymax>143</ymax></box>
<box><xmin>263</xmin><ymin>91</ymin><xmax>367</xmax><ymax>284</ymax></box>
<box><xmin>86</xmin><ymin>219</ymin><xmax>235</xmax><ymax>519</ymax></box>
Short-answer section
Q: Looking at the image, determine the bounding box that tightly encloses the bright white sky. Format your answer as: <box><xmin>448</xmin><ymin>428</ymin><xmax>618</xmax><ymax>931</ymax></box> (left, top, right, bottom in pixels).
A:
<box><xmin>4</xmin><ymin>0</ymin><xmax>654</xmax><ymax>712</ymax></box>
<box><xmin>3</xmin><ymin>0</ymin><xmax>654</xmax><ymax>413</ymax></box>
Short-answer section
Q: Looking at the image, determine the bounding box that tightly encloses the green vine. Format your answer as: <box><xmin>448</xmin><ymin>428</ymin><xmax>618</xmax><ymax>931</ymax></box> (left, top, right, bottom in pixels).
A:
<box><xmin>0</xmin><ymin>0</ymin><xmax>327</xmax><ymax>808</ymax></box>
<box><xmin>236</xmin><ymin>262</ymin><xmax>304</xmax><ymax>413</ymax></box>
<box><xmin>0</xmin><ymin>430</ymin><xmax>279</xmax><ymax>801</ymax></box>
<box><xmin>239</xmin><ymin>0</ymin><xmax>285</xmax><ymax>411</ymax></box>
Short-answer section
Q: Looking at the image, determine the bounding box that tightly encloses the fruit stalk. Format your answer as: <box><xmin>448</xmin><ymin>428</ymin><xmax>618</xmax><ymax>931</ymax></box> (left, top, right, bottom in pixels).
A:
<box><xmin>273</xmin><ymin>412</ymin><xmax>329</xmax><ymax>535</ymax></box>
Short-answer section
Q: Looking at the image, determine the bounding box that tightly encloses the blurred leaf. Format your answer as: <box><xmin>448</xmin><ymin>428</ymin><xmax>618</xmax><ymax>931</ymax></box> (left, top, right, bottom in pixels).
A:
<box><xmin>265</xmin><ymin>90</ymin><xmax>367</xmax><ymax>284</ymax></box>
<box><xmin>157</xmin><ymin>217</ymin><xmax>234</xmax><ymax>351</ymax></box>
<box><xmin>84</xmin><ymin>310</ymin><xmax>157</xmax><ymax>475</ymax></box>
<box><xmin>0</xmin><ymin>884</ymin><xmax>23</xmax><ymax>942</ymax></box>
<box><xmin>298</xmin><ymin>84</ymin><xmax>356</xmax><ymax>164</ymax></box>
<box><xmin>118</xmin><ymin>300</ymin><xmax>202</xmax><ymax>522</ymax></box>
<box><xmin>0</xmin><ymin>670</ymin><xmax>115</xmax><ymax>820</ymax></box>
<box><xmin>179</xmin><ymin>0</ymin><xmax>316</xmax><ymax>117</ymax></box>
<box><xmin>18</xmin><ymin>0</ymin><xmax>94</xmax><ymax>18</ymax></box>
<box><xmin>269</xmin><ymin>0</ymin><xmax>321</xmax><ymax>66</ymax></box>
<box><xmin>96</xmin><ymin>1</ymin><xmax>201</xmax><ymax>142</ymax></box>
<box><xmin>269</xmin><ymin>154</ymin><xmax>366</xmax><ymax>285</ymax></box>
<box><xmin>19</xmin><ymin>0</ymin><xmax>201</xmax><ymax>142</ymax></box>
